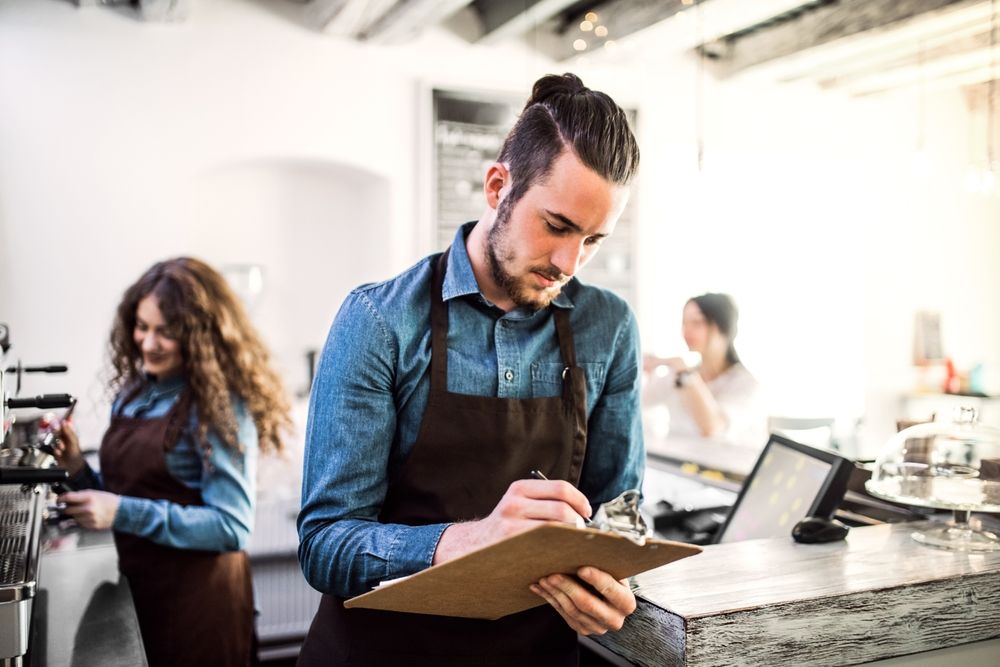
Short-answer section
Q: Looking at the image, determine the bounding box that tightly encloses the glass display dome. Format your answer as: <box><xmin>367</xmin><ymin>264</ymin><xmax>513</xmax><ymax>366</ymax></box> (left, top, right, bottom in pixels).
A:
<box><xmin>866</xmin><ymin>406</ymin><xmax>1000</xmax><ymax>552</ymax></box>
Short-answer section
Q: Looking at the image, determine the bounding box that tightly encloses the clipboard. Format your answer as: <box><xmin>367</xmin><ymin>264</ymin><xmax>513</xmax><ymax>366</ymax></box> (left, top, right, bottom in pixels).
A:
<box><xmin>343</xmin><ymin>523</ymin><xmax>702</xmax><ymax>620</ymax></box>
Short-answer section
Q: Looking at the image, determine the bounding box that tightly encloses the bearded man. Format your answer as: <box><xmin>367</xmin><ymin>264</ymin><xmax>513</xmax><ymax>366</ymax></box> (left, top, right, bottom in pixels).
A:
<box><xmin>298</xmin><ymin>72</ymin><xmax>643</xmax><ymax>667</ymax></box>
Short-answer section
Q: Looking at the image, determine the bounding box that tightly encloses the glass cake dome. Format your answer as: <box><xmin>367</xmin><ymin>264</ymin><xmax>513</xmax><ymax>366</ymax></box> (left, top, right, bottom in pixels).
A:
<box><xmin>865</xmin><ymin>406</ymin><xmax>1000</xmax><ymax>552</ymax></box>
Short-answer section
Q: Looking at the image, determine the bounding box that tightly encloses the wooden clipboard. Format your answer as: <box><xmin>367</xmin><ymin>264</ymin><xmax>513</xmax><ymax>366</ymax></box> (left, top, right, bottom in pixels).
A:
<box><xmin>343</xmin><ymin>523</ymin><xmax>702</xmax><ymax>620</ymax></box>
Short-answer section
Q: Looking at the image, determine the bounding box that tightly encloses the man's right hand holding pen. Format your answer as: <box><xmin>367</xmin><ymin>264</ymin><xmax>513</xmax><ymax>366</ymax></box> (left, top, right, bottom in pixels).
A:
<box><xmin>431</xmin><ymin>477</ymin><xmax>637</xmax><ymax>635</ymax></box>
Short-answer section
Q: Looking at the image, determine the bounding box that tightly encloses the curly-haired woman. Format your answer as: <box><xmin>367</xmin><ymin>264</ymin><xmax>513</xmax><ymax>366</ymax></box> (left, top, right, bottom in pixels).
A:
<box><xmin>53</xmin><ymin>257</ymin><xmax>291</xmax><ymax>667</ymax></box>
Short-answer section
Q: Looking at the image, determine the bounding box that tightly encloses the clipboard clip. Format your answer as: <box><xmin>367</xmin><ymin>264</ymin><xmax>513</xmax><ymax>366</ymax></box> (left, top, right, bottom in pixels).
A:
<box><xmin>590</xmin><ymin>489</ymin><xmax>650</xmax><ymax>546</ymax></box>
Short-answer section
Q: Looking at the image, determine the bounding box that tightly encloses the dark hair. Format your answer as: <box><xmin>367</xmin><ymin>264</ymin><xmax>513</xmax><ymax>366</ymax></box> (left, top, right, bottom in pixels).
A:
<box><xmin>496</xmin><ymin>72</ymin><xmax>639</xmax><ymax>209</ymax></box>
<box><xmin>109</xmin><ymin>257</ymin><xmax>291</xmax><ymax>456</ymax></box>
<box><xmin>689</xmin><ymin>293</ymin><xmax>741</xmax><ymax>366</ymax></box>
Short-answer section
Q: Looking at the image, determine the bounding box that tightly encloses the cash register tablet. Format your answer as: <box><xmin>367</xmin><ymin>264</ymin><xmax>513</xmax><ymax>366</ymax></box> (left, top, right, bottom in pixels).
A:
<box><xmin>713</xmin><ymin>434</ymin><xmax>853</xmax><ymax>544</ymax></box>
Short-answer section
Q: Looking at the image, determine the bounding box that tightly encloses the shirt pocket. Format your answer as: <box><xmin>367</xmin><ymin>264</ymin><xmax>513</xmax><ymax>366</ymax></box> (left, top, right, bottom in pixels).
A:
<box><xmin>530</xmin><ymin>361</ymin><xmax>606</xmax><ymax>398</ymax></box>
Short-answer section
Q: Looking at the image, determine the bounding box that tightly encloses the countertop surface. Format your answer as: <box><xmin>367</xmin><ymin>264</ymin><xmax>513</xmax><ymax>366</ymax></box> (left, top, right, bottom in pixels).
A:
<box><xmin>598</xmin><ymin>522</ymin><xmax>1000</xmax><ymax>667</ymax></box>
<box><xmin>634</xmin><ymin>521</ymin><xmax>1000</xmax><ymax>617</ymax></box>
<box><xmin>28</xmin><ymin>528</ymin><xmax>146</xmax><ymax>667</ymax></box>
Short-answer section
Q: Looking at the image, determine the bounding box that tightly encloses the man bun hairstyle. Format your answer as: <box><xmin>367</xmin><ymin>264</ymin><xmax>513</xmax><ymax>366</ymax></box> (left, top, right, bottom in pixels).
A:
<box><xmin>497</xmin><ymin>73</ymin><xmax>640</xmax><ymax>210</ymax></box>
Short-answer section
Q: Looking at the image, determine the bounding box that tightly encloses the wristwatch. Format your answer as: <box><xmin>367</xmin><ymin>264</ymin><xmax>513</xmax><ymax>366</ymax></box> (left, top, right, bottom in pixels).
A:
<box><xmin>674</xmin><ymin>369</ymin><xmax>693</xmax><ymax>388</ymax></box>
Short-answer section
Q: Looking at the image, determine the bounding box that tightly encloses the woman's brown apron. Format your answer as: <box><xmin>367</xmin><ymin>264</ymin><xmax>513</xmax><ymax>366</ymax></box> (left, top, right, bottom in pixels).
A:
<box><xmin>298</xmin><ymin>250</ymin><xmax>589</xmax><ymax>666</ymax></box>
<box><xmin>99</xmin><ymin>391</ymin><xmax>255</xmax><ymax>667</ymax></box>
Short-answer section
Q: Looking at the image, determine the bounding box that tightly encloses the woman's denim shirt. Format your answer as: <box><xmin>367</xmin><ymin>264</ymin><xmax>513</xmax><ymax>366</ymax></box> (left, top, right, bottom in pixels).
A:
<box><xmin>73</xmin><ymin>375</ymin><xmax>258</xmax><ymax>552</ymax></box>
<box><xmin>298</xmin><ymin>223</ymin><xmax>644</xmax><ymax>597</ymax></box>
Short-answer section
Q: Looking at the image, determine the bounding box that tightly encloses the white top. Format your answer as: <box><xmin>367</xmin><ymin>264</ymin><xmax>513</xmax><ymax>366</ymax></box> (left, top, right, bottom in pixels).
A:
<box><xmin>643</xmin><ymin>362</ymin><xmax>766</xmax><ymax>448</ymax></box>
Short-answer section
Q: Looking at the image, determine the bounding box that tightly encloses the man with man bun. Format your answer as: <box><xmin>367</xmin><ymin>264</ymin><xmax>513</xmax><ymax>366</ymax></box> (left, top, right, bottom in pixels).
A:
<box><xmin>298</xmin><ymin>72</ymin><xmax>644</xmax><ymax>665</ymax></box>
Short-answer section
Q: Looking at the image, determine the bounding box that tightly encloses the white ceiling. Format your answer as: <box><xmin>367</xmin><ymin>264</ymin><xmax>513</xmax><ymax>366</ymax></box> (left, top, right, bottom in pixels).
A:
<box><xmin>76</xmin><ymin>0</ymin><xmax>1000</xmax><ymax>97</ymax></box>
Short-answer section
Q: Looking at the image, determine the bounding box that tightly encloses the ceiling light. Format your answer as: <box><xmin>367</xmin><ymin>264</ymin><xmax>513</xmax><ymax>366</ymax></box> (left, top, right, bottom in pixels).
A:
<box><xmin>604</xmin><ymin>40</ymin><xmax>617</xmax><ymax>50</ymax></box>
<box><xmin>595</xmin><ymin>25</ymin><xmax>608</xmax><ymax>38</ymax></box>
<box><xmin>580</xmin><ymin>20</ymin><xmax>594</xmax><ymax>32</ymax></box>
<box><xmin>573</xmin><ymin>39</ymin><xmax>588</xmax><ymax>51</ymax></box>
<box><xmin>585</xmin><ymin>12</ymin><xmax>598</xmax><ymax>23</ymax></box>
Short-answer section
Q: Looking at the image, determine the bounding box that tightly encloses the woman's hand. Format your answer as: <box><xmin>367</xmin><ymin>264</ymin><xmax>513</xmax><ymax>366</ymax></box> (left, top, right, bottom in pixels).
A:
<box><xmin>52</xmin><ymin>420</ymin><xmax>85</xmax><ymax>476</ymax></box>
<box><xmin>642</xmin><ymin>354</ymin><xmax>689</xmax><ymax>375</ymax></box>
<box><xmin>661</xmin><ymin>356</ymin><xmax>689</xmax><ymax>374</ymax></box>
<box><xmin>530</xmin><ymin>567</ymin><xmax>637</xmax><ymax>635</ymax></box>
<box><xmin>59</xmin><ymin>490</ymin><xmax>121</xmax><ymax>530</ymax></box>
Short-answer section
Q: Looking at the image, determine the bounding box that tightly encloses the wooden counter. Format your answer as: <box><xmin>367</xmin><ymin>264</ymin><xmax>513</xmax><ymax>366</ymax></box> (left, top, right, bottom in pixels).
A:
<box><xmin>595</xmin><ymin>522</ymin><xmax>1000</xmax><ymax>666</ymax></box>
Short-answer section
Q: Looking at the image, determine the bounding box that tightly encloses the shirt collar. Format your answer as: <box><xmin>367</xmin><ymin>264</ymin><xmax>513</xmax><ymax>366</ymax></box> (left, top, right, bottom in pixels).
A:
<box><xmin>441</xmin><ymin>222</ymin><xmax>575</xmax><ymax>310</ymax></box>
<box><xmin>144</xmin><ymin>372</ymin><xmax>185</xmax><ymax>396</ymax></box>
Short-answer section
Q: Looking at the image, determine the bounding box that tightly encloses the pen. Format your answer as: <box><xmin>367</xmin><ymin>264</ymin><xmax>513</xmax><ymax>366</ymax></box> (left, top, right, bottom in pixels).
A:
<box><xmin>529</xmin><ymin>470</ymin><xmax>593</xmax><ymax>527</ymax></box>
<box><xmin>63</xmin><ymin>397</ymin><xmax>77</xmax><ymax>421</ymax></box>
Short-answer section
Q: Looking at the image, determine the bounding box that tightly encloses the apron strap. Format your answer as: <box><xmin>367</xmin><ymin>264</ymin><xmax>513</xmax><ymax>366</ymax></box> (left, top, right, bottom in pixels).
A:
<box><xmin>552</xmin><ymin>308</ymin><xmax>577</xmax><ymax>369</ymax></box>
<box><xmin>429</xmin><ymin>250</ymin><xmax>450</xmax><ymax>393</ymax></box>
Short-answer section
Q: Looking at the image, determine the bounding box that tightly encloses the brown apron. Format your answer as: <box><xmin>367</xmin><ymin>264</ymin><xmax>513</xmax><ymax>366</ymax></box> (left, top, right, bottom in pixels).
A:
<box><xmin>298</xmin><ymin>250</ymin><xmax>589</xmax><ymax>666</ymax></box>
<box><xmin>100</xmin><ymin>388</ymin><xmax>256</xmax><ymax>667</ymax></box>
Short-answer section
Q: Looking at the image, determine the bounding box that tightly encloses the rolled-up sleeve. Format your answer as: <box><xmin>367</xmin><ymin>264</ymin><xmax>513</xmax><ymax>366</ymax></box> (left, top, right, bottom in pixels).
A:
<box><xmin>112</xmin><ymin>400</ymin><xmax>258</xmax><ymax>552</ymax></box>
<box><xmin>297</xmin><ymin>291</ymin><xmax>449</xmax><ymax>598</ymax></box>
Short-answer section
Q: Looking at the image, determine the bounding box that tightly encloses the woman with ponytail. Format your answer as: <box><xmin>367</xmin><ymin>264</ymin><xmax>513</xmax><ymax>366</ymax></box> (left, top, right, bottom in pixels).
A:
<box><xmin>644</xmin><ymin>293</ymin><xmax>765</xmax><ymax>446</ymax></box>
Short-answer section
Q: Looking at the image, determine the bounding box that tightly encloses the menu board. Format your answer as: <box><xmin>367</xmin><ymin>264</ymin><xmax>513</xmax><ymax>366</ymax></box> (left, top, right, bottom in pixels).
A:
<box><xmin>432</xmin><ymin>88</ymin><xmax>637</xmax><ymax>309</ymax></box>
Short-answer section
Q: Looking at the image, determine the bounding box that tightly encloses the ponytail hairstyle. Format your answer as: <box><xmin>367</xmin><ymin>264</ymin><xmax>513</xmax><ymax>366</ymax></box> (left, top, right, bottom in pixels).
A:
<box><xmin>689</xmin><ymin>293</ymin><xmax>741</xmax><ymax>366</ymax></box>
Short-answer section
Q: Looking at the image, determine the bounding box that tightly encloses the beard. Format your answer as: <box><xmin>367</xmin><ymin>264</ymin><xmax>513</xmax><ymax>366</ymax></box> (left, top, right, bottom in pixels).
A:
<box><xmin>486</xmin><ymin>198</ymin><xmax>568</xmax><ymax>311</ymax></box>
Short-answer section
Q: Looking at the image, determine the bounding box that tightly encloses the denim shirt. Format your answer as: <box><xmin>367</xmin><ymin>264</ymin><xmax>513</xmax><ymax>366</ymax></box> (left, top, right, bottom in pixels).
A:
<box><xmin>298</xmin><ymin>222</ymin><xmax>644</xmax><ymax>598</ymax></box>
<box><xmin>73</xmin><ymin>375</ymin><xmax>258</xmax><ymax>552</ymax></box>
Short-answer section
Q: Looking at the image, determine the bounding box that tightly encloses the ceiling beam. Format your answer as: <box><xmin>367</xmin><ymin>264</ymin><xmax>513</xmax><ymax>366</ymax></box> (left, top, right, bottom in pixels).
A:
<box><xmin>302</xmin><ymin>0</ymin><xmax>352</xmax><ymax>33</ymax></box>
<box><xmin>780</xmin><ymin>8</ymin><xmax>991</xmax><ymax>84</ymax></box>
<box><xmin>557</xmin><ymin>0</ymin><xmax>829</xmax><ymax>66</ymax></box>
<box><xmin>70</xmin><ymin>0</ymin><xmax>191</xmax><ymax>21</ymax></box>
<box><xmin>359</xmin><ymin>0</ymin><xmax>475</xmax><ymax>43</ymax></box>
<box><xmin>818</xmin><ymin>29</ymin><xmax>995</xmax><ymax>91</ymax></box>
<box><xmin>739</xmin><ymin>0</ymin><xmax>995</xmax><ymax>84</ymax></box>
<box><xmin>543</xmin><ymin>0</ymin><xmax>690</xmax><ymax>62</ymax></box>
<box><xmin>703</xmin><ymin>0</ymin><xmax>986</xmax><ymax>80</ymax></box>
<box><xmin>473</xmin><ymin>0</ymin><xmax>580</xmax><ymax>46</ymax></box>
<box><xmin>835</xmin><ymin>47</ymin><xmax>1000</xmax><ymax>96</ymax></box>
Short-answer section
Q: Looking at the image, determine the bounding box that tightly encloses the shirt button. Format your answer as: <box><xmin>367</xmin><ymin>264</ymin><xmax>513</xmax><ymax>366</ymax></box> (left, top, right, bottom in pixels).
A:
<box><xmin>504</xmin><ymin>370</ymin><xmax>514</xmax><ymax>382</ymax></box>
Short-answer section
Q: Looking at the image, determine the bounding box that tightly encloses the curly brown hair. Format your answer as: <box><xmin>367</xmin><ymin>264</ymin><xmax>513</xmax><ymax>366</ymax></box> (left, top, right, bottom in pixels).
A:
<box><xmin>109</xmin><ymin>257</ymin><xmax>291</xmax><ymax>455</ymax></box>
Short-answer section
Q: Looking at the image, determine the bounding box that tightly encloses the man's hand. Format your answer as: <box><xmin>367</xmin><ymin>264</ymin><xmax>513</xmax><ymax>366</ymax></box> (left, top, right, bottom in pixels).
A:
<box><xmin>433</xmin><ymin>479</ymin><xmax>592</xmax><ymax>565</ymax></box>
<box><xmin>59</xmin><ymin>490</ymin><xmax>121</xmax><ymax>530</ymax></box>
<box><xmin>530</xmin><ymin>567</ymin><xmax>637</xmax><ymax>635</ymax></box>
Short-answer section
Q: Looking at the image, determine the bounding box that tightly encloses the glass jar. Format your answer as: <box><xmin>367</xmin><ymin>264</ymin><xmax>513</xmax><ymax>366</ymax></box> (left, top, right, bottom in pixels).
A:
<box><xmin>866</xmin><ymin>406</ymin><xmax>1000</xmax><ymax>551</ymax></box>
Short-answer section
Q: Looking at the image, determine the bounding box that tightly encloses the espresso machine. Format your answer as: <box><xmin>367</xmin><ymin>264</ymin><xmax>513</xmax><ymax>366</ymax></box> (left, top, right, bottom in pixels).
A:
<box><xmin>0</xmin><ymin>323</ymin><xmax>72</xmax><ymax>667</ymax></box>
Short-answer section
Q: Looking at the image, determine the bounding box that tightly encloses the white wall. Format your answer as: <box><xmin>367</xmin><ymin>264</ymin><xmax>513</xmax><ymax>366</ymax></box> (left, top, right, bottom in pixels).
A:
<box><xmin>2</xmin><ymin>0</ymin><xmax>998</xmax><ymax>460</ymax></box>
<box><xmin>0</xmin><ymin>0</ymin><xmax>558</xmax><ymax>449</ymax></box>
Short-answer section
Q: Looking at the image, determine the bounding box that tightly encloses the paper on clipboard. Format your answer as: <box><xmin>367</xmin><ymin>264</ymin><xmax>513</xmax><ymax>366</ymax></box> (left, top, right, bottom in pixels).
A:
<box><xmin>343</xmin><ymin>523</ymin><xmax>702</xmax><ymax>620</ymax></box>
